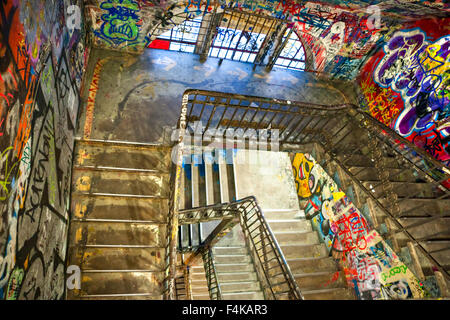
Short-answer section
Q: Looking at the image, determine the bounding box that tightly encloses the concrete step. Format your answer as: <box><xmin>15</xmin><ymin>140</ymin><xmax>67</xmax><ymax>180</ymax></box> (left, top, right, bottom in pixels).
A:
<box><xmin>263</xmin><ymin>210</ymin><xmax>302</xmax><ymax>220</ymax></box>
<box><xmin>349</xmin><ymin>166</ymin><xmax>417</xmax><ymax>183</ymax></box>
<box><xmin>284</xmin><ymin>257</ymin><xmax>338</xmax><ymax>274</ymax></box>
<box><xmin>71</xmin><ymin>195</ymin><xmax>168</xmax><ymax>222</ymax></box>
<box><xmin>278</xmin><ymin>244</ymin><xmax>328</xmax><ymax>259</ymax></box>
<box><xmin>398</xmin><ymin>217</ymin><xmax>450</xmax><ymax>240</ymax></box>
<box><xmin>217</xmin><ymin>272</ymin><xmax>258</xmax><ymax>283</ymax></box>
<box><xmin>213</xmin><ymin>246</ymin><xmax>247</xmax><ymax>255</ymax></box>
<box><xmin>294</xmin><ymin>271</ymin><xmax>347</xmax><ymax>291</ymax></box>
<box><xmin>273</xmin><ymin>231</ymin><xmax>319</xmax><ymax>245</ymax></box>
<box><xmin>75</xmin><ymin>140</ymin><xmax>171</xmax><ymax>172</ymax></box>
<box><xmin>215</xmin><ymin>263</ymin><xmax>255</xmax><ymax>273</ymax></box>
<box><xmin>77</xmin><ymin>271</ymin><xmax>164</xmax><ymax>296</ymax></box>
<box><xmin>222</xmin><ymin>291</ymin><xmax>264</xmax><ymax>300</ymax></box>
<box><xmin>72</xmin><ymin>169</ymin><xmax>170</xmax><ymax>197</ymax></box>
<box><xmin>69</xmin><ymin>221</ymin><xmax>166</xmax><ymax>247</ymax></box>
<box><xmin>68</xmin><ymin>247</ymin><xmax>165</xmax><ymax>271</ymax></box>
<box><xmin>362</xmin><ymin>181</ymin><xmax>443</xmax><ymax>198</ymax></box>
<box><xmin>75</xmin><ymin>293</ymin><xmax>163</xmax><ymax>300</ymax></box>
<box><xmin>214</xmin><ymin>254</ymin><xmax>251</xmax><ymax>264</ymax></box>
<box><xmin>220</xmin><ymin>281</ymin><xmax>261</xmax><ymax>293</ymax></box>
<box><xmin>339</xmin><ymin>154</ymin><xmax>402</xmax><ymax>169</ymax></box>
<box><xmin>267</xmin><ymin>220</ymin><xmax>312</xmax><ymax>233</ymax></box>
<box><xmin>192</xmin><ymin>293</ymin><xmax>211</xmax><ymax>300</ymax></box>
<box><xmin>302</xmin><ymin>287</ymin><xmax>356</xmax><ymax>300</ymax></box>
<box><xmin>381</xmin><ymin>198</ymin><xmax>450</xmax><ymax>217</ymax></box>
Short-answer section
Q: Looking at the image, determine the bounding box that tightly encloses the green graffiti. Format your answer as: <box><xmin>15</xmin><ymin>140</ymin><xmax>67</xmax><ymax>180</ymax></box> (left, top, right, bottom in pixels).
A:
<box><xmin>95</xmin><ymin>0</ymin><xmax>141</xmax><ymax>47</ymax></box>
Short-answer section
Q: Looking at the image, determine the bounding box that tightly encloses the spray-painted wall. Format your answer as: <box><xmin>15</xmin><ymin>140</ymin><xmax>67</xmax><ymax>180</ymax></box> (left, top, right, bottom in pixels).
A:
<box><xmin>85</xmin><ymin>0</ymin><xmax>449</xmax><ymax>79</ymax></box>
<box><xmin>0</xmin><ymin>0</ymin><xmax>89</xmax><ymax>299</ymax></box>
<box><xmin>358</xmin><ymin>18</ymin><xmax>450</xmax><ymax>167</ymax></box>
<box><xmin>292</xmin><ymin>152</ymin><xmax>428</xmax><ymax>300</ymax></box>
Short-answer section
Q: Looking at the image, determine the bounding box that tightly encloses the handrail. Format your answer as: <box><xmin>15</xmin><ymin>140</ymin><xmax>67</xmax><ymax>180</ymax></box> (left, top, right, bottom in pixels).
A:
<box><xmin>171</xmin><ymin>89</ymin><xmax>450</xmax><ymax>298</ymax></box>
<box><xmin>178</xmin><ymin>196</ymin><xmax>303</xmax><ymax>300</ymax></box>
<box><xmin>202</xmin><ymin>248</ymin><xmax>223</xmax><ymax>300</ymax></box>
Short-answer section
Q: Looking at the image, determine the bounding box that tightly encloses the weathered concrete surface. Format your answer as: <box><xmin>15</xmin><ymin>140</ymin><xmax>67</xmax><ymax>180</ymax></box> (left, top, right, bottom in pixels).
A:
<box><xmin>233</xmin><ymin>149</ymin><xmax>300</xmax><ymax>210</ymax></box>
<box><xmin>78</xmin><ymin>48</ymin><xmax>358</xmax><ymax>144</ymax></box>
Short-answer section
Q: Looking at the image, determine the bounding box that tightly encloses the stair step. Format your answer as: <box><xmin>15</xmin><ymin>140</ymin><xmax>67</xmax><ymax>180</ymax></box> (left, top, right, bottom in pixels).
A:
<box><xmin>77</xmin><ymin>271</ymin><xmax>164</xmax><ymax>296</ymax></box>
<box><xmin>221</xmin><ymin>291</ymin><xmax>264</xmax><ymax>300</ymax></box>
<box><xmin>284</xmin><ymin>257</ymin><xmax>338</xmax><ymax>274</ymax></box>
<box><xmin>72</xmin><ymin>169</ymin><xmax>170</xmax><ymax>197</ymax></box>
<box><xmin>267</xmin><ymin>220</ymin><xmax>312</xmax><ymax>233</ymax></box>
<box><xmin>220</xmin><ymin>281</ymin><xmax>261</xmax><ymax>293</ymax></box>
<box><xmin>348</xmin><ymin>166</ymin><xmax>417</xmax><ymax>182</ymax></box>
<box><xmin>302</xmin><ymin>287</ymin><xmax>356</xmax><ymax>300</ymax></box>
<box><xmin>294</xmin><ymin>271</ymin><xmax>347</xmax><ymax>291</ymax></box>
<box><xmin>215</xmin><ymin>263</ymin><xmax>255</xmax><ymax>273</ymax></box>
<box><xmin>263</xmin><ymin>210</ymin><xmax>302</xmax><ymax>220</ymax></box>
<box><xmin>273</xmin><ymin>231</ymin><xmax>319</xmax><ymax>245</ymax></box>
<box><xmin>279</xmin><ymin>244</ymin><xmax>328</xmax><ymax>259</ymax></box>
<box><xmin>75</xmin><ymin>293</ymin><xmax>163</xmax><ymax>300</ymax></box>
<box><xmin>213</xmin><ymin>246</ymin><xmax>247</xmax><ymax>255</ymax></box>
<box><xmin>381</xmin><ymin>198</ymin><xmax>450</xmax><ymax>216</ymax></box>
<box><xmin>217</xmin><ymin>272</ymin><xmax>258</xmax><ymax>283</ymax></box>
<box><xmin>214</xmin><ymin>254</ymin><xmax>251</xmax><ymax>264</ymax></box>
<box><xmin>69</xmin><ymin>222</ymin><xmax>166</xmax><ymax>246</ymax></box>
<box><xmin>68</xmin><ymin>247</ymin><xmax>165</xmax><ymax>270</ymax></box>
<box><xmin>71</xmin><ymin>195</ymin><xmax>168</xmax><ymax>222</ymax></box>
<box><xmin>75</xmin><ymin>140</ymin><xmax>171</xmax><ymax>172</ymax></box>
<box><xmin>192</xmin><ymin>293</ymin><xmax>211</xmax><ymax>300</ymax></box>
<box><xmin>362</xmin><ymin>181</ymin><xmax>442</xmax><ymax>198</ymax></box>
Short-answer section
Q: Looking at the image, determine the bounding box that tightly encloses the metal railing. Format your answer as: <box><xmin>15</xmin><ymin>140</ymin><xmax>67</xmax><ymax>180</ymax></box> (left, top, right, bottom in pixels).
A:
<box><xmin>174</xmin><ymin>89</ymin><xmax>450</xmax><ymax>285</ymax></box>
<box><xmin>202</xmin><ymin>248</ymin><xmax>223</xmax><ymax>300</ymax></box>
<box><xmin>177</xmin><ymin>196</ymin><xmax>303</xmax><ymax>300</ymax></box>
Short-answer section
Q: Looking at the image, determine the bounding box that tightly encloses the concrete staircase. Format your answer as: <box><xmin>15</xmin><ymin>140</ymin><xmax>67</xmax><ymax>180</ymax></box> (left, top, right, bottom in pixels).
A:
<box><xmin>316</xmin><ymin>139</ymin><xmax>450</xmax><ymax>296</ymax></box>
<box><xmin>178</xmin><ymin>148</ymin><xmax>356</xmax><ymax>299</ymax></box>
<box><xmin>66</xmin><ymin>139</ymin><xmax>172</xmax><ymax>300</ymax></box>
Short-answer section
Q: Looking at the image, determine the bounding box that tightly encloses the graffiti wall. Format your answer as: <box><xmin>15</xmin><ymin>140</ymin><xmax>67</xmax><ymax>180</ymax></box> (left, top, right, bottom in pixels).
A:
<box><xmin>292</xmin><ymin>153</ymin><xmax>428</xmax><ymax>300</ymax></box>
<box><xmin>86</xmin><ymin>0</ymin><xmax>437</xmax><ymax>78</ymax></box>
<box><xmin>0</xmin><ymin>0</ymin><xmax>87</xmax><ymax>299</ymax></box>
<box><xmin>359</xmin><ymin>18</ymin><xmax>450</xmax><ymax>166</ymax></box>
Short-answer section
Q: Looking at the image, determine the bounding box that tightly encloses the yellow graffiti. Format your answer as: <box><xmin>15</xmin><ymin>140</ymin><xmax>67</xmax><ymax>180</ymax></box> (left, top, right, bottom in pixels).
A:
<box><xmin>292</xmin><ymin>153</ymin><xmax>315</xmax><ymax>198</ymax></box>
<box><xmin>75</xmin><ymin>176</ymin><xmax>91</xmax><ymax>192</ymax></box>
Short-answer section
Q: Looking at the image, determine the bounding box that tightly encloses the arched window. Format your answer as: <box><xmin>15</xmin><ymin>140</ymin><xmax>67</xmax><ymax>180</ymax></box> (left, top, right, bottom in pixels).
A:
<box><xmin>274</xmin><ymin>30</ymin><xmax>306</xmax><ymax>71</ymax></box>
<box><xmin>149</xmin><ymin>15</ymin><xmax>203</xmax><ymax>53</ymax></box>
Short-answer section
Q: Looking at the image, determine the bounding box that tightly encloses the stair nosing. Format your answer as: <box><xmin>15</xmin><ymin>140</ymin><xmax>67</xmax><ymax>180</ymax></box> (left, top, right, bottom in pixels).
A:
<box><xmin>73</xmin><ymin>165</ymin><xmax>169</xmax><ymax>174</ymax></box>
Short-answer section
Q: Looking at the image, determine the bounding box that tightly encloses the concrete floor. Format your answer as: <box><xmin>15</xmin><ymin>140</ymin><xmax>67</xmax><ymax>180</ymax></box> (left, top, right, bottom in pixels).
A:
<box><xmin>77</xmin><ymin>48</ymin><xmax>358</xmax><ymax>144</ymax></box>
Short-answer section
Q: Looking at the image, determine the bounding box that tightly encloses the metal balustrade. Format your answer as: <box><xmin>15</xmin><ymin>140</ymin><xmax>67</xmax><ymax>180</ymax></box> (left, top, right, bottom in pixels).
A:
<box><xmin>177</xmin><ymin>196</ymin><xmax>303</xmax><ymax>300</ymax></box>
<box><xmin>164</xmin><ymin>89</ymin><xmax>450</xmax><ymax>300</ymax></box>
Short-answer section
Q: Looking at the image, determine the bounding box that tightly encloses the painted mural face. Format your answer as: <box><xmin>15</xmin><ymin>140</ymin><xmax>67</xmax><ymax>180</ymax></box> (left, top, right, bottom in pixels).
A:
<box><xmin>96</xmin><ymin>0</ymin><xmax>141</xmax><ymax>46</ymax></box>
<box><xmin>292</xmin><ymin>153</ymin><xmax>316</xmax><ymax>198</ymax></box>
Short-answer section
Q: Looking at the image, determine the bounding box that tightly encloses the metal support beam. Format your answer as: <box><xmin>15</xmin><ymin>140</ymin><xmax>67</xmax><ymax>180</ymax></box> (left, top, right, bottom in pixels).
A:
<box><xmin>197</xmin><ymin>9</ymin><xmax>223</xmax><ymax>62</ymax></box>
<box><xmin>265</xmin><ymin>27</ymin><xmax>291</xmax><ymax>71</ymax></box>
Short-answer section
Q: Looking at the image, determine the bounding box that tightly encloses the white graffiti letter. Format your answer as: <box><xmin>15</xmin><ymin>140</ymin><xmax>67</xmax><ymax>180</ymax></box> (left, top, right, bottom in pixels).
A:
<box><xmin>366</xmin><ymin>5</ymin><xmax>381</xmax><ymax>30</ymax></box>
<box><xmin>66</xmin><ymin>265</ymin><xmax>81</xmax><ymax>290</ymax></box>
<box><xmin>66</xmin><ymin>5</ymin><xmax>81</xmax><ymax>31</ymax></box>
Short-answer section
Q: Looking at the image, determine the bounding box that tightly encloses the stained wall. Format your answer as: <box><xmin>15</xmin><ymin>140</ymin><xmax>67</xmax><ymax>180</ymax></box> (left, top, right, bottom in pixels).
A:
<box><xmin>0</xmin><ymin>0</ymin><xmax>89</xmax><ymax>299</ymax></box>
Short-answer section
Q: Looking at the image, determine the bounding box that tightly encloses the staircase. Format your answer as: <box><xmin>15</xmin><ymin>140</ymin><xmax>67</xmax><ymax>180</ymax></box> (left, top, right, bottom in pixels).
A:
<box><xmin>177</xmin><ymin>147</ymin><xmax>355</xmax><ymax>299</ymax></box>
<box><xmin>66</xmin><ymin>139</ymin><xmax>172</xmax><ymax>300</ymax></box>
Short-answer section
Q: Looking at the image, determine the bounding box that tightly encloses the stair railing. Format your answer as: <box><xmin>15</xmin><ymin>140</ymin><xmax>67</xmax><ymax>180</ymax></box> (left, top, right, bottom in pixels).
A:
<box><xmin>177</xmin><ymin>196</ymin><xmax>303</xmax><ymax>300</ymax></box>
<box><xmin>202</xmin><ymin>248</ymin><xmax>223</xmax><ymax>300</ymax></box>
<box><xmin>175</xmin><ymin>89</ymin><xmax>450</xmax><ymax>284</ymax></box>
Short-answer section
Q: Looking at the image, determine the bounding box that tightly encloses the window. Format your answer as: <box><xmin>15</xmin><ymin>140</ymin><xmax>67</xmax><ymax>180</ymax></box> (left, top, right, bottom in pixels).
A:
<box><xmin>149</xmin><ymin>15</ymin><xmax>203</xmax><ymax>53</ymax></box>
<box><xmin>208</xmin><ymin>11</ymin><xmax>277</xmax><ymax>64</ymax></box>
<box><xmin>274</xmin><ymin>30</ymin><xmax>306</xmax><ymax>71</ymax></box>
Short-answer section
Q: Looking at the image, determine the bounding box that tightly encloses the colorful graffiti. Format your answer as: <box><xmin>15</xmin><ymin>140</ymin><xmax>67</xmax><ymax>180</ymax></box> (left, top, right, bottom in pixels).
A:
<box><xmin>359</xmin><ymin>19</ymin><xmax>450</xmax><ymax>166</ymax></box>
<box><xmin>94</xmin><ymin>0</ymin><xmax>142</xmax><ymax>47</ymax></box>
<box><xmin>292</xmin><ymin>153</ymin><xmax>427</xmax><ymax>300</ymax></box>
<box><xmin>0</xmin><ymin>0</ymin><xmax>86</xmax><ymax>299</ymax></box>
